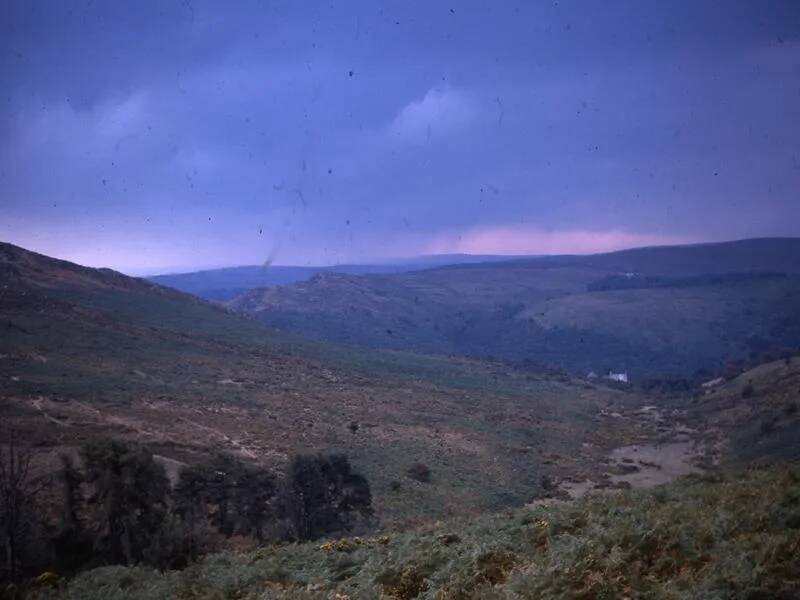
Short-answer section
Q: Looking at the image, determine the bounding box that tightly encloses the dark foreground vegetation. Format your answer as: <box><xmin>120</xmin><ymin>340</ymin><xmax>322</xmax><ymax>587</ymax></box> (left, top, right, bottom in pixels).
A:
<box><xmin>0</xmin><ymin>436</ymin><xmax>372</xmax><ymax>594</ymax></box>
<box><xmin>10</xmin><ymin>465</ymin><xmax>799</xmax><ymax>599</ymax></box>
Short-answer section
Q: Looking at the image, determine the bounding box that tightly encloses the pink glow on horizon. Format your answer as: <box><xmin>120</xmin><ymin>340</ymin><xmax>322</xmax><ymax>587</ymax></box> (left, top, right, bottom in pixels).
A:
<box><xmin>423</xmin><ymin>226</ymin><xmax>698</xmax><ymax>256</ymax></box>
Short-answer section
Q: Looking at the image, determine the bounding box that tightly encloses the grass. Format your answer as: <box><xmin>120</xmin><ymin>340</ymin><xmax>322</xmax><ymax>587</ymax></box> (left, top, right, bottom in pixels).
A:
<box><xmin>28</xmin><ymin>464</ymin><xmax>800</xmax><ymax>599</ymax></box>
<box><xmin>688</xmin><ymin>357</ymin><xmax>800</xmax><ymax>466</ymax></box>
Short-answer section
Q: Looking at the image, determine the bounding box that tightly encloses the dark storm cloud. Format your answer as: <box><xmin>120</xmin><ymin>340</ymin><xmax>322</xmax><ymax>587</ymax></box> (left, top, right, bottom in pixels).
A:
<box><xmin>1</xmin><ymin>1</ymin><xmax>799</xmax><ymax>272</ymax></box>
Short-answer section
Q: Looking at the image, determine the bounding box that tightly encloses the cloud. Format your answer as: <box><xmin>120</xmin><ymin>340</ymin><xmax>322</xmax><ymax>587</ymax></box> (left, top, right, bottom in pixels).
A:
<box><xmin>12</xmin><ymin>90</ymin><xmax>149</xmax><ymax>157</ymax></box>
<box><xmin>385</xmin><ymin>87</ymin><xmax>476</xmax><ymax>143</ymax></box>
<box><xmin>423</xmin><ymin>225</ymin><xmax>696</xmax><ymax>256</ymax></box>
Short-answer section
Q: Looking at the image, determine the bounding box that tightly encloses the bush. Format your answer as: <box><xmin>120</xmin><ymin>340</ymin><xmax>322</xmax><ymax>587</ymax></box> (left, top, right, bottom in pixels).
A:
<box><xmin>742</xmin><ymin>384</ymin><xmax>755</xmax><ymax>398</ymax></box>
<box><xmin>760</xmin><ymin>417</ymin><xmax>777</xmax><ymax>435</ymax></box>
<box><xmin>406</xmin><ymin>463</ymin><xmax>431</xmax><ymax>483</ymax></box>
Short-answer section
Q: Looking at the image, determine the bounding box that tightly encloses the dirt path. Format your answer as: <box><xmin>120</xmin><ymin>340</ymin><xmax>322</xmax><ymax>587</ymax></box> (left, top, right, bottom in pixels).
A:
<box><xmin>30</xmin><ymin>396</ymin><xmax>71</xmax><ymax>427</ymax></box>
<box><xmin>529</xmin><ymin>405</ymin><xmax>710</xmax><ymax>507</ymax></box>
<box><xmin>177</xmin><ymin>416</ymin><xmax>258</xmax><ymax>459</ymax></box>
<box><xmin>607</xmin><ymin>439</ymin><xmax>703</xmax><ymax>488</ymax></box>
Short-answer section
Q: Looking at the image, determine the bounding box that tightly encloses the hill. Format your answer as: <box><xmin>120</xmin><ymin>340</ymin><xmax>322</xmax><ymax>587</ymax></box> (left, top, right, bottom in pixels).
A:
<box><xmin>148</xmin><ymin>255</ymin><xmax>533</xmax><ymax>302</ymax></box>
<box><xmin>0</xmin><ymin>241</ymin><xmax>645</xmax><ymax>527</ymax></box>
<box><xmin>229</xmin><ymin>238</ymin><xmax>800</xmax><ymax>379</ymax></box>
<box><xmin>688</xmin><ymin>355</ymin><xmax>800</xmax><ymax>465</ymax></box>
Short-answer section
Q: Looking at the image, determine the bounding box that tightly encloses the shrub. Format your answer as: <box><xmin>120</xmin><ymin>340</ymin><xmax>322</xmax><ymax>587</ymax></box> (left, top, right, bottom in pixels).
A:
<box><xmin>760</xmin><ymin>417</ymin><xmax>777</xmax><ymax>435</ymax></box>
<box><xmin>406</xmin><ymin>463</ymin><xmax>431</xmax><ymax>483</ymax></box>
<box><xmin>376</xmin><ymin>564</ymin><xmax>431</xmax><ymax>599</ymax></box>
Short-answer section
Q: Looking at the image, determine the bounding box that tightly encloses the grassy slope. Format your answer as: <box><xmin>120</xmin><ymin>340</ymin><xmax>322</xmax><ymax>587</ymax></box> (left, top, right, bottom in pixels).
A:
<box><xmin>229</xmin><ymin>239</ymin><xmax>800</xmax><ymax>378</ymax></box>
<box><xmin>37</xmin><ymin>465</ymin><xmax>800</xmax><ymax>599</ymax></box>
<box><xmin>688</xmin><ymin>356</ymin><xmax>800</xmax><ymax>465</ymax></box>
<box><xmin>0</xmin><ymin>242</ymin><xmax>641</xmax><ymax>527</ymax></box>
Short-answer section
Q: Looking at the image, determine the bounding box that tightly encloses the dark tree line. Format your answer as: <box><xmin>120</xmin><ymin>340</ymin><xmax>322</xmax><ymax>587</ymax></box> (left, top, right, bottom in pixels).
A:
<box><xmin>0</xmin><ymin>431</ymin><xmax>46</xmax><ymax>585</ymax></box>
<box><xmin>0</xmin><ymin>436</ymin><xmax>372</xmax><ymax>585</ymax></box>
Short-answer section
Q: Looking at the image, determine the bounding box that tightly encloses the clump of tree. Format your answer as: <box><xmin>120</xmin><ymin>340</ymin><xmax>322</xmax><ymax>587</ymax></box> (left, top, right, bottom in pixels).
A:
<box><xmin>280</xmin><ymin>453</ymin><xmax>372</xmax><ymax>541</ymax></box>
<box><xmin>639</xmin><ymin>375</ymin><xmax>696</xmax><ymax>395</ymax></box>
<box><xmin>0</xmin><ymin>430</ymin><xmax>48</xmax><ymax>584</ymax></box>
<box><xmin>0</xmin><ymin>437</ymin><xmax>372</xmax><ymax>587</ymax></box>
<box><xmin>173</xmin><ymin>451</ymin><xmax>276</xmax><ymax>541</ymax></box>
<box><xmin>80</xmin><ymin>439</ymin><xmax>172</xmax><ymax>566</ymax></box>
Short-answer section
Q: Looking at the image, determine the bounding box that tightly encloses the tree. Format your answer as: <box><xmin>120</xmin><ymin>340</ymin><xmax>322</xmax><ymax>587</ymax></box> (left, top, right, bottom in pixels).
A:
<box><xmin>51</xmin><ymin>454</ymin><xmax>93</xmax><ymax>573</ymax></box>
<box><xmin>281</xmin><ymin>453</ymin><xmax>372</xmax><ymax>541</ymax></box>
<box><xmin>173</xmin><ymin>453</ymin><xmax>276</xmax><ymax>540</ymax></box>
<box><xmin>0</xmin><ymin>430</ymin><xmax>45</xmax><ymax>584</ymax></box>
<box><xmin>80</xmin><ymin>439</ymin><xmax>170</xmax><ymax>565</ymax></box>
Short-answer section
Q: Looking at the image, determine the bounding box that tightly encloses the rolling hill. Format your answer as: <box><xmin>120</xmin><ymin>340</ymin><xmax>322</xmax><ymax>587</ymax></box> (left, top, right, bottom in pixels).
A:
<box><xmin>0</xmin><ymin>241</ymin><xmax>644</xmax><ymax>527</ymax></box>
<box><xmin>228</xmin><ymin>238</ymin><xmax>800</xmax><ymax>379</ymax></box>
<box><xmin>148</xmin><ymin>255</ymin><xmax>533</xmax><ymax>302</ymax></box>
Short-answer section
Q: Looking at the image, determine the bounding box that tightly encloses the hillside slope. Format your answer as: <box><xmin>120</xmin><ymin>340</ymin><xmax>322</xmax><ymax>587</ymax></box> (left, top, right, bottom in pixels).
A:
<box><xmin>689</xmin><ymin>355</ymin><xmax>800</xmax><ymax>465</ymax></box>
<box><xmin>45</xmin><ymin>464</ymin><xmax>800</xmax><ymax>599</ymax></box>
<box><xmin>229</xmin><ymin>238</ymin><xmax>800</xmax><ymax>378</ymax></box>
<box><xmin>0</xmin><ymin>242</ymin><xmax>643</xmax><ymax>526</ymax></box>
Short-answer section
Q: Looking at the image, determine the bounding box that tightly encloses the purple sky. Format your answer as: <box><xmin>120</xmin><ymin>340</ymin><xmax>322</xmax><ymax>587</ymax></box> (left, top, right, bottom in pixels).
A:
<box><xmin>1</xmin><ymin>1</ymin><xmax>799</xmax><ymax>274</ymax></box>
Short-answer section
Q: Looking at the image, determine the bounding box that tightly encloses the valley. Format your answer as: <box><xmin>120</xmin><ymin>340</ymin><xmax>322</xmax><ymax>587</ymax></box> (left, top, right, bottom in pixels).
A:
<box><xmin>2</xmin><ymin>240</ymin><xmax>800</xmax><ymax>598</ymax></box>
<box><xmin>226</xmin><ymin>238</ymin><xmax>800</xmax><ymax>379</ymax></box>
<box><xmin>0</xmin><ymin>242</ymin><xmax>647</xmax><ymax>527</ymax></box>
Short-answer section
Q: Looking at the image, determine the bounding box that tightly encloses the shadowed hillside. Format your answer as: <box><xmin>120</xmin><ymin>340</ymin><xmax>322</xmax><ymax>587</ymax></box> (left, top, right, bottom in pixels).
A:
<box><xmin>229</xmin><ymin>238</ymin><xmax>800</xmax><ymax>379</ymax></box>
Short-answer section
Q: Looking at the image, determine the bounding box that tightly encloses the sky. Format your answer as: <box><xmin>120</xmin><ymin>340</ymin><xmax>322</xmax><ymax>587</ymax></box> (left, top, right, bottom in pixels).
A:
<box><xmin>1</xmin><ymin>0</ymin><xmax>799</xmax><ymax>275</ymax></box>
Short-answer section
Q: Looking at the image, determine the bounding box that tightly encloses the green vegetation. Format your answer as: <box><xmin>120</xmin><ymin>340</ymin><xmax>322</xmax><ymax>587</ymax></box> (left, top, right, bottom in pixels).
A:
<box><xmin>689</xmin><ymin>356</ymin><xmax>800</xmax><ymax>465</ymax></box>
<box><xmin>24</xmin><ymin>465</ymin><xmax>800</xmax><ymax>599</ymax></box>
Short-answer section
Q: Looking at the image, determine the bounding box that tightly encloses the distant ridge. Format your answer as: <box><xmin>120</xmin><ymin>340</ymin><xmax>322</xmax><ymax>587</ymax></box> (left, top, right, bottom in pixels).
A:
<box><xmin>148</xmin><ymin>253</ymin><xmax>535</xmax><ymax>301</ymax></box>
